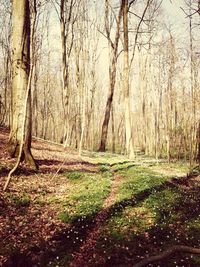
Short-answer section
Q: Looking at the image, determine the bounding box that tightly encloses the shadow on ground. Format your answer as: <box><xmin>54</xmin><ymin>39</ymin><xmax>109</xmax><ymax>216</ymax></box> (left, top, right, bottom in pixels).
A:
<box><xmin>2</xmin><ymin>176</ymin><xmax>200</xmax><ymax>267</ymax></box>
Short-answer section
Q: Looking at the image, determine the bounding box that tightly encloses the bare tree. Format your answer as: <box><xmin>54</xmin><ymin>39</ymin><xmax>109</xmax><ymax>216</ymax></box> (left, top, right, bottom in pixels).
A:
<box><xmin>99</xmin><ymin>0</ymin><xmax>124</xmax><ymax>152</ymax></box>
<box><xmin>0</xmin><ymin>1</ymin><xmax>11</xmax><ymax>126</ymax></box>
<box><xmin>8</xmin><ymin>0</ymin><xmax>37</xmax><ymax>169</ymax></box>
<box><xmin>122</xmin><ymin>0</ymin><xmax>135</xmax><ymax>158</ymax></box>
<box><xmin>53</xmin><ymin>0</ymin><xmax>79</xmax><ymax>145</ymax></box>
<box><xmin>4</xmin><ymin>0</ymin><xmax>38</xmax><ymax>191</ymax></box>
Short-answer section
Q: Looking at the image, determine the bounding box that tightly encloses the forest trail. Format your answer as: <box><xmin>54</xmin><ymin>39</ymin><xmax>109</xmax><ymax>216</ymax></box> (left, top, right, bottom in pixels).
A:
<box><xmin>69</xmin><ymin>173</ymin><xmax>125</xmax><ymax>267</ymax></box>
<box><xmin>1</xmin><ymin>127</ymin><xmax>200</xmax><ymax>267</ymax></box>
<box><xmin>0</xmin><ymin>127</ymin><xmax>129</xmax><ymax>266</ymax></box>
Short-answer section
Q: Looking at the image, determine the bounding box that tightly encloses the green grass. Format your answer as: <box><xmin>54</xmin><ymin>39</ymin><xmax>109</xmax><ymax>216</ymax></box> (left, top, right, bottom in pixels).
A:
<box><xmin>90</xmin><ymin>163</ymin><xmax>200</xmax><ymax>266</ymax></box>
<box><xmin>149</xmin><ymin>161</ymin><xmax>189</xmax><ymax>177</ymax></box>
<box><xmin>7</xmin><ymin>159</ymin><xmax>199</xmax><ymax>267</ymax></box>
<box><xmin>60</xmin><ymin>172</ymin><xmax>112</xmax><ymax>222</ymax></box>
<box><xmin>96</xmin><ymin>166</ymin><xmax>168</xmax><ymax>246</ymax></box>
<box><xmin>98</xmin><ymin>164</ymin><xmax>111</xmax><ymax>172</ymax></box>
<box><xmin>36</xmin><ymin>171</ymin><xmax>113</xmax><ymax>223</ymax></box>
<box><xmin>64</xmin><ymin>171</ymin><xmax>82</xmax><ymax>180</ymax></box>
<box><xmin>106</xmin><ymin>205</ymin><xmax>155</xmax><ymax>238</ymax></box>
<box><xmin>115</xmin><ymin>166</ymin><xmax>169</xmax><ymax>202</ymax></box>
<box><xmin>83</xmin><ymin>150</ymin><xmax>130</xmax><ymax>165</ymax></box>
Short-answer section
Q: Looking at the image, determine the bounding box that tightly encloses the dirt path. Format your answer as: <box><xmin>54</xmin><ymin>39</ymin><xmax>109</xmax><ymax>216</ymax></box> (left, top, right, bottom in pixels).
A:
<box><xmin>69</xmin><ymin>173</ymin><xmax>125</xmax><ymax>267</ymax></box>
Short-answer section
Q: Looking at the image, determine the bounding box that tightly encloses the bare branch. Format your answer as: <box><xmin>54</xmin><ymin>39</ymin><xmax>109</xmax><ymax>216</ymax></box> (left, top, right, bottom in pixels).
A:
<box><xmin>133</xmin><ymin>245</ymin><xmax>200</xmax><ymax>267</ymax></box>
<box><xmin>128</xmin><ymin>0</ymin><xmax>137</xmax><ymax>9</ymax></box>
<box><xmin>130</xmin><ymin>0</ymin><xmax>152</xmax><ymax>67</ymax></box>
<box><xmin>128</xmin><ymin>10</ymin><xmax>150</xmax><ymax>26</ymax></box>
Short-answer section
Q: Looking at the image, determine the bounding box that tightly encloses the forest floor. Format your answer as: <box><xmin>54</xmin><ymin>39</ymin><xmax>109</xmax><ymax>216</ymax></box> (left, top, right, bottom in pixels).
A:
<box><xmin>1</xmin><ymin>126</ymin><xmax>200</xmax><ymax>267</ymax></box>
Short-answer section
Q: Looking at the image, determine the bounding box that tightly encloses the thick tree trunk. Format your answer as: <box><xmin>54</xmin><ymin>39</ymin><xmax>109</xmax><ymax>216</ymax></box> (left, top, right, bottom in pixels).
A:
<box><xmin>8</xmin><ymin>0</ymin><xmax>37</xmax><ymax>169</ymax></box>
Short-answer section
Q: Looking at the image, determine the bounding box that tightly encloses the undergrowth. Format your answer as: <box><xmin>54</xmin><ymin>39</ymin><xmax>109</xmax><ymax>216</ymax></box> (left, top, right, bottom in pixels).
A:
<box><xmin>2</xmin><ymin>157</ymin><xmax>200</xmax><ymax>267</ymax></box>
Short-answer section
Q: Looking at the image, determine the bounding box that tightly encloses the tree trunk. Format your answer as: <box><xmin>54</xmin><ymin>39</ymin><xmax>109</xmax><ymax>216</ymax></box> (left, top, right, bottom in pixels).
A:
<box><xmin>122</xmin><ymin>0</ymin><xmax>135</xmax><ymax>159</ymax></box>
<box><xmin>99</xmin><ymin>65</ymin><xmax>116</xmax><ymax>152</ymax></box>
<box><xmin>197</xmin><ymin>120</ymin><xmax>200</xmax><ymax>168</ymax></box>
<box><xmin>111</xmin><ymin>106</ymin><xmax>116</xmax><ymax>153</ymax></box>
<box><xmin>59</xmin><ymin>0</ymin><xmax>75</xmax><ymax>145</ymax></box>
<box><xmin>98</xmin><ymin>0</ymin><xmax>123</xmax><ymax>152</ymax></box>
<box><xmin>8</xmin><ymin>0</ymin><xmax>37</xmax><ymax>169</ymax></box>
<box><xmin>60</xmin><ymin>2</ymin><xmax>70</xmax><ymax>143</ymax></box>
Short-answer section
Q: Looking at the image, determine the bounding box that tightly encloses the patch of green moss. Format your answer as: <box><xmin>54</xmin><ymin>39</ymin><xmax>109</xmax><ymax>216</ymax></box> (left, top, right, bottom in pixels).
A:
<box><xmin>65</xmin><ymin>171</ymin><xmax>83</xmax><ymax>180</ymax></box>
<box><xmin>144</xmin><ymin>188</ymin><xmax>180</xmax><ymax>217</ymax></box>
<box><xmin>99</xmin><ymin>165</ymin><xmax>110</xmax><ymax>172</ymax></box>
<box><xmin>116</xmin><ymin>166</ymin><xmax>168</xmax><ymax>202</ymax></box>
<box><xmin>7</xmin><ymin>193</ymin><xmax>31</xmax><ymax>207</ymax></box>
<box><xmin>59</xmin><ymin>172</ymin><xmax>112</xmax><ymax>223</ymax></box>
<box><xmin>106</xmin><ymin>205</ymin><xmax>155</xmax><ymax>237</ymax></box>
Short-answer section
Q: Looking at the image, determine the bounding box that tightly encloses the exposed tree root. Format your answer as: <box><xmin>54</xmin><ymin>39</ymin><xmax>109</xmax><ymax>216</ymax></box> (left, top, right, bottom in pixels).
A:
<box><xmin>8</xmin><ymin>141</ymin><xmax>38</xmax><ymax>170</ymax></box>
<box><xmin>133</xmin><ymin>245</ymin><xmax>200</xmax><ymax>267</ymax></box>
<box><xmin>24</xmin><ymin>147</ymin><xmax>39</xmax><ymax>170</ymax></box>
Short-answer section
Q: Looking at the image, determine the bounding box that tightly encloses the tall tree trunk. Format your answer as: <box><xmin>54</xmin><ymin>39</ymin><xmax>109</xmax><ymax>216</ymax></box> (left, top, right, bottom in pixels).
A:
<box><xmin>122</xmin><ymin>0</ymin><xmax>134</xmax><ymax>159</ymax></box>
<box><xmin>99</xmin><ymin>60</ymin><xmax>117</xmax><ymax>151</ymax></box>
<box><xmin>188</xmin><ymin>2</ymin><xmax>196</xmax><ymax>169</ymax></box>
<box><xmin>99</xmin><ymin>0</ymin><xmax>123</xmax><ymax>152</ymax></box>
<box><xmin>111</xmin><ymin>106</ymin><xmax>116</xmax><ymax>153</ymax></box>
<box><xmin>59</xmin><ymin>0</ymin><xmax>75</xmax><ymax>145</ymax></box>
<box><xmin>197</xmin><ymin>120</ymin><xmax>200</xmax><ymax>168</ymax></box>
<box><xmin>60</xmin><ymin>1</ymin><xmax>70</xmax><ymax>143</ymax></box>
<box><xmin>8</xmin><ymin>0</ymin><xmax>37</xmax><ymax>169</ymax></box>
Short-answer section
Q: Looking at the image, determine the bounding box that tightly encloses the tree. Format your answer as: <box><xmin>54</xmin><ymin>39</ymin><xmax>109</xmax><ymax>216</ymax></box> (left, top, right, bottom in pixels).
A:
<box><xmin>8</xmin><ymin>0</ymin><xmax>37</xmax><ymax>169</ymax></box>
<box><xmin>99</xmin><ymin>0</ymin><xmax>123</xmax><ymax>152</ymax></box>
<box><xmin>182</xmin><ymin>0</ymin><xmax>200</xmax><ymax>168</ymax></box>
<box><xmin>122</xmin><ymin>0</ymin><xmax>135</xmax><ymax>158</ymax></box>
<box><xmin>53</xmin><ymin>0</ymin><xmax>79</xmax><ymax>145</ymax></box>
<box><xmin>0</xmin><ymin>1</ymin><xmax>11</xmax><ymax>126</ymax></box>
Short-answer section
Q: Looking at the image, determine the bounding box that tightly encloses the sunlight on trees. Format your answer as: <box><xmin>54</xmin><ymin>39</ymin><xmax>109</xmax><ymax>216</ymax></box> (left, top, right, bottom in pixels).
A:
<box><xmin>0</xmin><ymin>0</ymin><xmax>199</xmax><ymax>164</ymax></box>
<box><xmin>0</xmin><ymin>1</ymin><xmax>200</xmax><ymax>264</ymax></box>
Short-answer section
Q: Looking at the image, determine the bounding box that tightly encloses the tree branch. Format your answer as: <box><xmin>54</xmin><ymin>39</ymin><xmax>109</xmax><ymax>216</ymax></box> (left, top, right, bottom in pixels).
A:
<box><xmin>130</xmin><ymin>0</ymin><xmax>152</xmax><ymax>67</ymax></box>
<box><xmin>129</xmin><ymin>0</ymin><xmax>137</xmax><ymax>9</ymax></box>
<box><xmin>133</xmin><ymin>245</ymin><xmax>200</xmax><ymax>267</ymax></box>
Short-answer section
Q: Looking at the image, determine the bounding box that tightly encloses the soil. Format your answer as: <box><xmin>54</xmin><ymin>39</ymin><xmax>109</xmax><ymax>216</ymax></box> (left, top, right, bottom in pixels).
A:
<box><xmin>1</xmin><ymin>127</ymin><xmax>200</xmax><ymax>267</ymax></box>
<box><xmin>0</xmin><ymin>127</ymin><xmax>99</xmax><ymax>267</ymax></box>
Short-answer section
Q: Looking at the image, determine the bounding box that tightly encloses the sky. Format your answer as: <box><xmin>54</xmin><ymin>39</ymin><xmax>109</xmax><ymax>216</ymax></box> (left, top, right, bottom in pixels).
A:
<box><xmin>161</xmin><ymin>0</ymin><xmax>189</xmax><ymax>35</ymax></box>
<box><xmin>162</xmin><ymin>0</ymin><xmax>185</xmax><ymax>21</ymax></box>
<box><xmin>47</xmin><ymin>0</ymin><xmax>196</xmax><ymax>84</ymax></box>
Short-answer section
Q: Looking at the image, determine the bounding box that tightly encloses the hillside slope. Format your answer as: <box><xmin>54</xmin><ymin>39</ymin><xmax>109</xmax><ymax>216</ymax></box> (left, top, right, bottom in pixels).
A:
<box><xmin>1</xmin><ymin>127</ymin><xmax>200</xmax><ymax>267</ymax></box>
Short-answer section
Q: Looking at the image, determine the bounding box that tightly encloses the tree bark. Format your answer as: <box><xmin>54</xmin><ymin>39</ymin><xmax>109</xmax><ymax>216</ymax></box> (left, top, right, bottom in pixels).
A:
<box><xmin>99</xmin><ymin>0</ymin><xmax>123</xmax><ymax>152</ymax></box>
<box><xmin>197</xmin><ymin>120</ymin><xmax>200</xmax><ymax>168</ymax></box>
<box><xmin>8</xmin><ymin>0</ymin><xmax>37</xmax><ymax>169</ymax></box>
<box><xmin>122</xmin><ymin>0</ymin><xmax>135</xmax><ymax>159</ymax></box>
<box><xmin>59</xmin><ymin>0</ymin><xmax>75</xmax><ymax>145</ymax></box>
